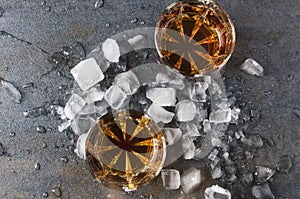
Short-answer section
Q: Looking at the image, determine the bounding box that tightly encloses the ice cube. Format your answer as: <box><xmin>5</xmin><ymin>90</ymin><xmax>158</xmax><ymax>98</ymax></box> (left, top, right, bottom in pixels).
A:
<box><xmin>64</xmin><ymin>94</ymin><xmax>86</xmax><ymax>120</ymax></box>
<box><xmin>104</xmin><ymin>85</ymin><xmax>127</xmax><ymax>110</ymax></box>
<box><xmin>196</xmin><ymin>107</ymin><xmax>208</xmax><ymax>122</ymax></box>
<box><xmin>70</xmin><ymin>58</ymin><xmax>104</xmax><ymax>91</ymax></box>
<box><xmin>74</xmin><ymin>133</ymin><xmax>88</xmax><ymax>159</ymax></box>
<box><xmin>181</xmin><ymin>167</ymin><xmax>202</xmax><ymax>194</ymax></box>
<box><xmin>156</xmin><ymin>73</ymin><xmax>171</xmax><ymax>84</ymax></box>
<box><xmin>102</xmin><ymin>38</ymin><xmax>120</xmax><ymax>63</ymax></box>
<box><xmin>176</xmin><ymin>100</ymin><xmax>196</xmax><ymax>122</ymax></box>
<box><xmin>252</xmin><ymin>183</ymin><xmax>275</xmax><ymax>199</ymax></box>
<box><xmin>71</xmin><ymin>115</ymin><xmax>95</xmax><ymax>135</ymax></box>
<box><xmin>209</xmin><ymin>108</ymin><xmax>232</xmax><ymax>123</ymax></box>
<box><xmin>146</xmin><ymin>88</ymin><xmax>176</xmax><ymax>107</ymax></box>
<box><xmin>162</xmin><ymin>128</ymin><xmax>182</xmax><ymax>146</ymax></box>
<box><xmin>190</xmin><ymin>82</ymin><xmax>209</xmax><ymax>102</ymax></box>
<box><xmin>203</xmin><ymin>119</ymin><xmax>212</xmax><ymax>133</ymax></box>
<box><xmin>84</xmin><ymin>87</ymin><xmax>104</xmax><ymax>104</ymax></box>
<box><xmin>146</xmin><ymin>103</ymin><xmax>175</xmax><ymax>123</ymax></box>
<box><xmin>0</xmin><ymin>79</ymin><xmax>22</xmax><ymax>104</ymax></box>
<box><xmin>161</xmin><ymin>169</ymin><xmax>181</xmax><ymax>190</ymax></box>
<box><xmin>240</xmin><ymin>58</ymin><xmax>264</xmax><ymax>77</ymax></box>
<box><xmin>255</xmin><ymin>166</ymin><xmax>276</xmax><ymax>183</ymax></box>
<box><xmin>114</xmin><ymin>71</ymin><xmax>140</xmax><ymax>95</ymax></box>
<box><xmin>211</xmin><ymin>166</ymin><xmax>224</xmax><ymax>179</ymax></box>
<box><xmin>204</xmin><ymin>185</ymin><xmax>231</xmax><ymax>199</ymax></box>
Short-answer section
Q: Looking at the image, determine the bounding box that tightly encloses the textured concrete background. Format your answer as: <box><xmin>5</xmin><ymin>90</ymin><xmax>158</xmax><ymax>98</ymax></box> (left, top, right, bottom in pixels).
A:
<box><xmin>0</xmin><ymin>0</ymin><xmax>299</xmax><ymax>198</ymax></box>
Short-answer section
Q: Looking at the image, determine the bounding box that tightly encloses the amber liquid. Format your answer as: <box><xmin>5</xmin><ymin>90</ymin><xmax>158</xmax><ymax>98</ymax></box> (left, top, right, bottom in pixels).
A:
<box><xmin>156</xmin><ymin>0</ymin><xmax>235</xmax><ymax>76</ymax></box>
<box><xmin>85</xmin><ymin>110</ymin><xmax>166</xmax><ymax>191</ymax></box>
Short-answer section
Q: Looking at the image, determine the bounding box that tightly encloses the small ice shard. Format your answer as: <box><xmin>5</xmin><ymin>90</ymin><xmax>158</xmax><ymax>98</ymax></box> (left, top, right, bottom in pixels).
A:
<box><xmin>0</xmin><ymin>79</ymin><xmax>22</xmax><ymax>103</ymax></box>
<box><xmin>94</xmin><ymin>0</ymin><xmax>104</xmax><ymax>9</ymax></box>
<box><xmin>71</xmin><ymin>115</ymin><xmax>95</xmax><ymax>135</ymax></box>
<box><xmin>23</xmin><ymin>107</ymin><xmax>47</xmax><ymax>118</ymax></box>
<box><xmin>64</xmin><ymin>94</ymin><xmax>86</xmax><ymax>120</ymax></box>
<box><xmin>252</xmin><ymin>183</ymin><xmax>275</xmax><ymax>199</ymax></box>
<box><xmin>74</xmin><ymin>133</ymin><xmax>88</xmax><ymax>159</ymax></box>
<box><xmin>169</xmin><ymin>79</ymin><xmax>185</xmax><ymax>90</ymax></box>
<box><xmin>203</xmin><ymin>119</ymin><xmax>212</xmax><ymax>133</ymax></box>
<box><xmin>196</xmin><ymin>107</ymin><xmax>208</xmax><ymax>122</ymax></box>
<box><xmin>241</xmin><ymin>134</ymin><xmax>264</xmax><ymax>148</ymax></box>
<box><xmin>156</xmin><ymin>73</ymin><xmax>170</xmax><ymax>84</ymax></box>
<box><xmin>181</xmin><ymin>167</ymin><xmax>202</xmax><ymax>194</ymax></box>
<box><xmin>209</xmin><ymin>108</ymin><xmax>232</xmax><ymax>123</ymax></box>
<box><xmin>161</xmin><ymin>169</ymin><xmax>181</xmax><ymax>190</ymax></box>
<box><xmin>70</xmin><ymin>58</ymin><xmax>104</xmax><ymax>91</ymax></box>
<box><xmin>182</xmin><ymin>134</ymin><xmax>195</xmax><ymax>160</ymax></box>
<box><xmin>204</xmin><ymin>185</ymin><xmax>231</xmax><ymax>199</ymax></box>
<box><xmin>162</xmin><ymin>128</ymin><xmax>182</xmax><ymax>146</ymax></box>
<box><xmin>102</xmin><ymin>38</ymin><xmax>120</xmax><ymax>63</ymax></box>
<box><xmin>208</xmin><ymin>149</ymin><xmax>219</xmax><ymax>162</ymax></box>
<box><xmin>84</xmin><ymin>87</ymin><xmax>104</xmax><ymax>104</ymax></box>
<box><xmin>104</xmin><ymin>85</ymin><xmax>127</xmax><ymax>110</ymax></box>
<box><xmin>146</xmin><ymin>88</ymin><xmax>176</xmax><ymax>106</ymax></box>
<box><xmin>176</xmin><ymin>100</ymin><xmax>196</xmax><ymax>122</ymax></box>
<box><xmin>240</xmin><ymin>58</ymin><xmax>264</xmax><ymax>77</ymax></box>
<box><xmin>114</xmin><ymin>71</ymin><xmax>140</xmax><ymax>95</ymax></box>
<box><xmin>231</xmin><ymin>107</ymin><xmax>241</xmax><ymax>122</ymax></box>
<box><xmin>255</xmin><ymin>166</ymin><xmax>276</xmax><ymax>183</ymax></box>
<box><xmin>58</xmin><ymin>120</ymin><xmax>71</xmax><ymax>132</ymax></box>
<box><xmin>276</xmin><ymin>155</ymin><xmax>293</xmax><ymax>174</ymax></box>
<box><xmin>128</xmin><ymin>35</ymin><xmax>146</xmax><ymax>50</ymax></box>
<box><xmin>80</xmin><ymin>104</ymin><xmax>106</xmax><ymax>115</ymax></box>
<box><xmin>146</xmin><ymin>103</ymin><xmax>174</xmax><ymax>123</ymax></box>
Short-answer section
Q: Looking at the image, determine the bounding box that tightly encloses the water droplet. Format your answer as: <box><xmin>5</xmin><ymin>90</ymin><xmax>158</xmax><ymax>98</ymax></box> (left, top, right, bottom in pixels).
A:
<box><xmin>45</xmin><ymin>6</ymin><xmax>51</xmax><ymax>12</ymax></box>
<box><xmin>0</xmin><ymin>143</ymin><xmax>4</xmax><ymax>156</ymax></box>
<box><xmin>94</xmin><ymin>0</ymin><xmax>104</xmax><ymax>9</ymax></box>
<box><xmin>42</xmin><ymin>192</ymin><xmax>48</xmax><ymax>198</ymax></box>
<box><xmin>23</xmin><ymin>107</ymin><xmax>47</xmax><ymax>118</ymax></box>
<box><xmin>105</xmin><ymin>23</ymin><xmax>110</xmax><ymax>27</ymax></box>
<box><xmin>130</xmin><ymin>18</ymin><xmax>138</xmax><ymax>24</ymax></box>
<box><xmin>34</xmin><ymin>163</ymin><xmax>41</xmax><ymax>170</ymax></box>
<box><xmin>9</xmin><ymin>132</ymin><xmax>16</xmax><ymax>137</ymax></box>
<box><xmin>51</xmin><ymin>187</ymin><xmax>62</xmax><ymax>197</ymax></box>
<box><xmin>276</xmin><ymin>155</ymin><xmax>293</xmax><ymax>174</ymax></box>
<box><xmin>0</xmin><ymin>7</ymin><xmax>4</xmax><ymax>17</ymax></box>
<box><xmin>42</xmin><ymin>142</ymin><xmax>48</xmax><ymax>148</ymax></box>
<box><xmin>41</xmin><ymin>1</ymin><xmax>46</xmax><ymax>6</ymax></box>
<box><xmin>36</xmin><ymin>126</ymin><xmax>46</xmax><ymax>134</ymax></box>
<box><xmin>61</xmin><ymin>156</ymin><xmax>69</xmax><ymax>163</ymax></box>
<box><xmin>22</xmin><ymin>82</ymin><xmax>34</xmax><ymax>89</ymax></box>
<box><xmin>0</xmin><ymin>79</ymin><xmax>22</xmax><ymax>104</ymax></box>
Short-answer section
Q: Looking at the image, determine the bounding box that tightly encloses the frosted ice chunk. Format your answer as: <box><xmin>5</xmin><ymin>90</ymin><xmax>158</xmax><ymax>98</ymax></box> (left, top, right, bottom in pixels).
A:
<box><xmin>162</xmin><ymin>128</ymin><xmax>182</xmax><ymax>146</ymax></box>
<box><xmin>102</xmin><ymin>38</ymin><xmax>120</xmax><ymax>63</ymax></box>
<box><xmin>205</xmin><ymin>185</ymin><xmax>231</xmax><ymax>199</ymax></box>
<box><xmin>161</xmin><ymin>169</ymin><xmax>181</xmax><ymax>190</ymax></box>
<box><xmin>58</xmin><ymin>120</ymin><xmax>71</xmax><ymax>132</ymax></box>
<box><xmin>71</xmin><ymin>58</ymin><xmax>104</xmax><ymax>91</ymax></box>
<box><xmin>74</xmin><ymin>133</ymin><xmax>88</xmax><ymax>159</ymax></box>
<box><xmin>0</xmin><ymin>79</ymin><xmax>22</xmax><ymax>104</ymax></box>
<box><xmin>104</xmin><ymin>85</ymin><xmax>127</xmax><ymax>110</ymax></box>
<box><xmin>240</xmin><ymin>58</ymin><xmax>264</xmax><ymax>77</ymax></box>
<box><xmin>64</xmin><ymin>94</ymin><xmax>86</xmax><ymax>120</ymax></box>
<box><xmin>146</xmin><ymin>88</ymin><xmax>176</xmax><ymax>106</ymax></box>
<box><xmin>255</xmin><ymin>166</ymin><xmax>276</xmax><ymax>183</ymax></box>
<box><xmin>156</xmin><ymin>73</ymin><xmax>170</xmax><ymax>84</ymax></box>
<box><xmin>181</xmin><ymin>167</ymin><xmax>202</xmax><ymax>194</ymax></box>
<box><xmin>176</xmin><ymin>100</ymin><xmax>196</xmax><ymax>122</ymax></box>
<box><xmin>182</xmin><ymin>134</ymin><xmax>195</xmax><ymax>160</ymax></box>
<box><xmin>84</xmin><ymin>87</ymin><xmax>104</xmax><ymax>104</ymax></box>
<box><xmin>114</xmin><ymin>71</ymin><xmax>140</xmax><ymax>95</ymax></box>
<box><xmin>209</xmin><ymin>108</ymin><xmax>232</xmax><ymax>123</ymax></box>
<box><xmin>71</xmin><ymin>115</ymin><xmax>95</xmax><ymax>135</ymax></box>
<box><xmin>252</xmin><ymin>183</ymin><xmax>275</xmax><ymax>199</ymax></box>
<box><xmin>146</xmin><ymin>103</ymin><xmax>174</xmax><ymax>123</ymax></box>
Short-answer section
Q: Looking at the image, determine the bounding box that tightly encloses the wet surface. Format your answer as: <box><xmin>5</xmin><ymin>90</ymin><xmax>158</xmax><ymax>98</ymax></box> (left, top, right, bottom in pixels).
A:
<box><xmin>0</xmin><ymin>0</ymin><xmax>299</xmax><ymax>198</ymax></box>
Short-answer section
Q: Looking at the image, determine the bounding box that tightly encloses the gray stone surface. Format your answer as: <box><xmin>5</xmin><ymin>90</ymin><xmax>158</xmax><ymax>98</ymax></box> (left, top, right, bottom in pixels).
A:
<box><xmin>0</xmin><ymin>0</ymin><xmax>299</xmax><ymax>198</ymax></box>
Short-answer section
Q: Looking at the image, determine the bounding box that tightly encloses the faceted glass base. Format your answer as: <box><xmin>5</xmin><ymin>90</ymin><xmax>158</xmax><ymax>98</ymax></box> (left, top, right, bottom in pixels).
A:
<box><xmin>85</xmin><ymin>110</ymin><xmax>166</xmax><ymax>191</ymax></box>
<box><xmin>155</xmin><ymin>0</ymin><xmax>236</xmax><ymax>76</ymax></box>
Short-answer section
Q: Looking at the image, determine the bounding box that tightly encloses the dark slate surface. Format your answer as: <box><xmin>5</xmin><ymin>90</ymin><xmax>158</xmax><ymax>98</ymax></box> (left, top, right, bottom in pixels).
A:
<box><xmin>0</xmin><ymin>0</ymin><xmax>299</xmax><ymax>198</ymax></box>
